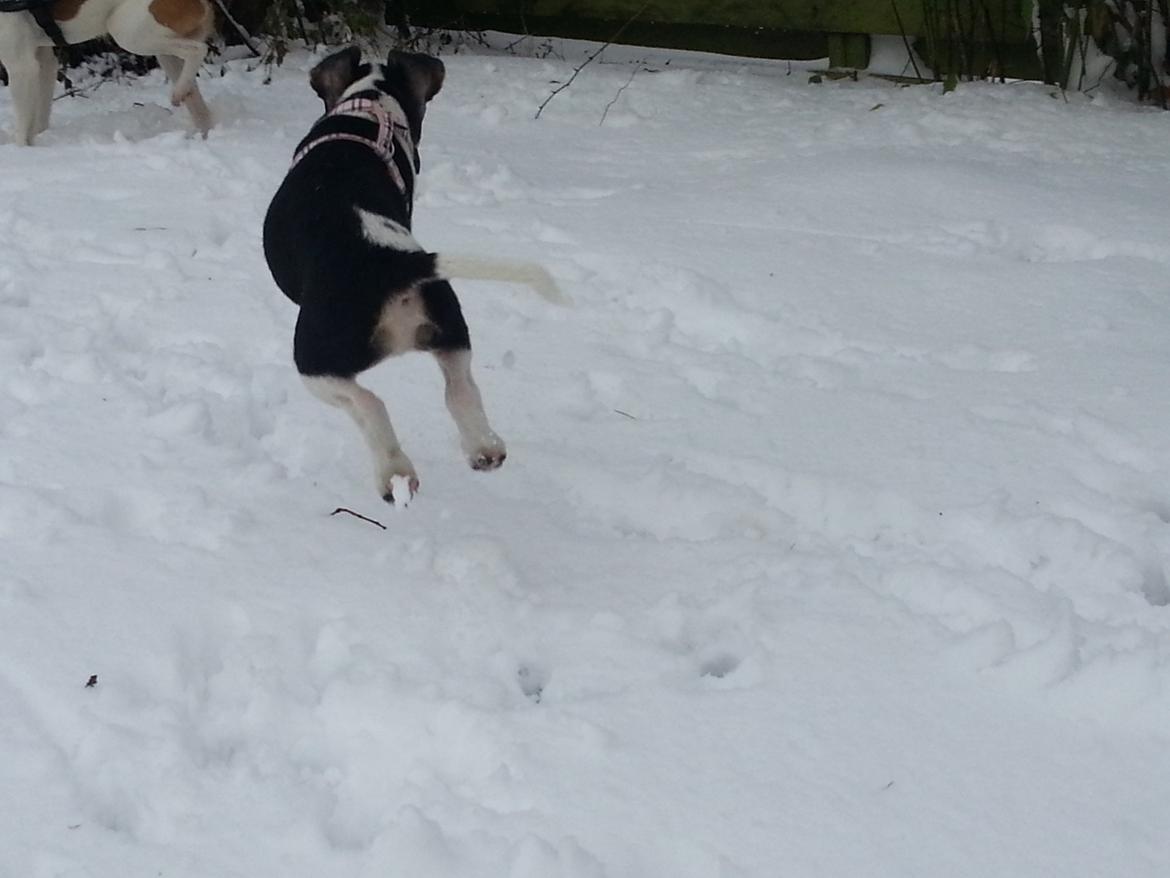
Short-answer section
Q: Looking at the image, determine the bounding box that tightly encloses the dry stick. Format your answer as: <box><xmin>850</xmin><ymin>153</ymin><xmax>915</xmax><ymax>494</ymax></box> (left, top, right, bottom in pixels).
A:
<box><xmin>292</xmin><ymin>0</ymin><xmax>310</xmax><ymax>46</ymax></box>
<box><xmin>210</xmin><ymin>0</ymin><xmax>262</xmax><ymax>58</ymax></box>
<box><xmin>503</xmin><ymin>6</ymin><xmax>532</xmax><ymax>53</ymax></box>
<box><xmin>599</xmin><ymin>64</ymin><xmax>643</xmax><ymax>125</ymax></box>
<box><xmin>1161</xmin><ymin>0</ymin><xmax>1170</xmax><ymax>104</ymax></box>
<box><xmin>1140</xmin><ymin>0</ymin><xmax>1153</xmax><ymax>100</ymax></box>
<box><xmin>535</xmin><ymin>1</ymin><xmax>651</xmax><ymax>120</ymax></box>
<box><xmin>889</xmin><ymin>0</ymin><xmax>926</xmax><ymax>82</ymax></box>
<box><xmin>53</xmin><ymin>79</ymin><xmax>106</xmax><ymax>101</ymax></box>
<box><xmin>330</xmin><ymin>507</ymin><xmax>388</xmax><ymax>530</ymax></box>
<box><xmin>979</xmin><ymin>0</ymin><xmax>1006</xmax><ymax>82</ymax></box>
<box><xmin>504</xmin><ymin>33</ymin><xmax>529</xmax><ymax>53</ymax></box>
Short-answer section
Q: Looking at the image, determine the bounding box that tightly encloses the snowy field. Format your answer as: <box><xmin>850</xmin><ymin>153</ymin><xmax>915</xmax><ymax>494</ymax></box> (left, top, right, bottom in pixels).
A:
<box><xmin>2</xmin><ymin>35</ymin><xmax>1170</xmax><ymax>877</ymax></box>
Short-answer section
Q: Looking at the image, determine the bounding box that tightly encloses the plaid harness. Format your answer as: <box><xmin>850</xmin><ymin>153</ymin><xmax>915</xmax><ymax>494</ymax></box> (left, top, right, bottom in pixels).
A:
<box><xmin>291</xmin><ymin>94</ymin><xmax>416</xmax><ymax>196</ymax></box>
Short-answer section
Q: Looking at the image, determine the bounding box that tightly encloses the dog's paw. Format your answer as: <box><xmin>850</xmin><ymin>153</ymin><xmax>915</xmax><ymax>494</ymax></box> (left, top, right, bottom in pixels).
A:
<box><xmin>170</xmin><ymin>86</ymin><xmax>194</xmax><ymax>107</ymax></box>
<box><xmin>382</xmin><ymin>474</ymin><xmax>420</xmax><ymax>505</ymax></box>
<box><xmin>470</xmin><ymin>450</ymin><xmax>507</xmax><ymax>471</ymax></box>
<box><xmin>468</xmin><ymin>437</ymin><xmax>507</xmax><ymax>471</ymax></box>
<box><xmin>377</xmin><ymin>453</ymin><xmax>419</xmax><ymax>504</ymax></box>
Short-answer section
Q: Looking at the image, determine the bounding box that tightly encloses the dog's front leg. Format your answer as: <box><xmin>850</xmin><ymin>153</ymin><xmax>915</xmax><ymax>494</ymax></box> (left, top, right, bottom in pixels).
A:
<box><xmin>32</xmin><ymin>46</ymin><xmax>56</xmax><ymax>136</ymax></box>
<box><xmin>302</xmin><ymin>375</ymin><xmax>419</xmax><ymax>503</ymax></box>
<box><xmin>435</xmin><ymin>349</ymin><xmax>507</xmax><ymax>471</ymax></box>
<box><xmin>2</xmin><ymin>46</ymin><xmax>43</xmax><ymax>145</ymax></box>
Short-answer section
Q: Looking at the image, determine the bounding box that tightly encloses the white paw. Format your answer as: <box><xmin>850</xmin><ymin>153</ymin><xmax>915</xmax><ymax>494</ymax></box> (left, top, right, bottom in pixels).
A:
<box><xmin>467</xmin><ymin>434</ymin><xmax>507</xmax><ymax>471</ymax></box>
<box><xmin>376</xmin><ymin>452</ymin><xmax>419</xmax><ymax>504</ymax></box>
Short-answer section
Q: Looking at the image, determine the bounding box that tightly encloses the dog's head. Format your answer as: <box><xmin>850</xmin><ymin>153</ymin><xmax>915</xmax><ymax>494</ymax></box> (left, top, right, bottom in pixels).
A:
<box><xmin>309</xmin><ymin>46</ymin><xmax>446</xmax><ymax>144</ymax></box>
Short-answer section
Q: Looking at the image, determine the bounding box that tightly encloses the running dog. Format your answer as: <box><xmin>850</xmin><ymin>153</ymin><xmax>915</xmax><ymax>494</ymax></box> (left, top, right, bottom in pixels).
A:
<box><xmin>0</xmin><ymin>0</ymin><xmax>213</xmax><ymax>145</ymax></box>
<box><xmin>263</xmin><ymin>47</ymin><xmax>563</xmax><ymax>503</ymax></box>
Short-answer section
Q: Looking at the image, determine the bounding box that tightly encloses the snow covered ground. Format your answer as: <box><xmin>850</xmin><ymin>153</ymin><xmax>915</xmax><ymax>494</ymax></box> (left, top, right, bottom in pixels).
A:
<box><xmin>3</xmin><ymin>35</ymin><xmax>1170</xmax><ymax>877</ymax></box>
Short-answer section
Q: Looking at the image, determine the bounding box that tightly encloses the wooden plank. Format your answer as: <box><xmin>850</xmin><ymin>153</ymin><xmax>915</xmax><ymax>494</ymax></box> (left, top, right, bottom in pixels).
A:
<box><xmin>419</xmin><ymin>0</ymin><xmax>1034</xmax><ymax>40</ymax></box>
<box><xmin>414</xmin><ymin>9</ymin><xmax>832</xmax><ymax>59</ymax></box>
<box><xmin>408</xmin><ymin>1</ymin><xmax>1046</xmax><ymax>78</ymax></box>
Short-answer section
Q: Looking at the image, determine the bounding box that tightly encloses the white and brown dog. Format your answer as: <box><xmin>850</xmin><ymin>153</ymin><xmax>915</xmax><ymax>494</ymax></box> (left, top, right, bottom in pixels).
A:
<box><xmin>0</xmin><ymin>0</ymin><xmax>213</xmax><ymax>145</ymax></box>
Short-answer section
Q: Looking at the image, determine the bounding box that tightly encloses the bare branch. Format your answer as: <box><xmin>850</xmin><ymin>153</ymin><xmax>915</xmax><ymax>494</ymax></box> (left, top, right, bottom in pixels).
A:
<box><xmin>53</xmin><ymin>82</ymin><xmax>103</xmax><ymax>101</ymax></box>
<box><xmin>889</xmin><ymin>0</ymin><xmax>926</xmax><ymax>82</ymax></box>
<box><xmin>599</xmin><ymin>64</ymin><xmax>643</xmax><ymax>125</ymax></box>
<box><xmin>209</xmin><ymin>0</ymin><xmax>262</xmax><ymax>58</ymax></box>
<box><xmin>535</xmin><ymin>1</ymin><xmax>651</xmax><ymax>120</ymax></box>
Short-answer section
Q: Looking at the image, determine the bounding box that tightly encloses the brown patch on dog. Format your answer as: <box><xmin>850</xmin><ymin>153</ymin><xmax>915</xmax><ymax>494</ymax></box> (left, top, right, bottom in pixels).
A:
<box><xmin>148</xmin><ymin>0</ymin><xmax>210</xmax><ymax>38</ymax></box>
<box><xmin>52</xmin><ymin>0</ymin><xmax>86</xmax><ymax>22</ymax></box>
<box><xmin>414</xmin><ymin>323</ymin><xmax>437</xmax><ymax>350</ymax></box>
<box><xmin>373</xmin><ymin>289</ymin><xmax>433</xmax><ymax>358</ymax></box>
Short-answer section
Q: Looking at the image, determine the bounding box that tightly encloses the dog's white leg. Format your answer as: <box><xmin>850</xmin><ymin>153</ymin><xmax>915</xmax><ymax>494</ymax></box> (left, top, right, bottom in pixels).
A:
<box><xmin>107</xmin><ymin>2</ymin><xmax>211</xmax><ymax>132</ymax></box>
<box><xmin>32</xmin><ymin>46</ymin><xmax>57</xmax><ymax>136</ymax></box>
<box><xmin>157</xmin><ymin>54</ymin><xmax>212</xmax><ymax>136</ymax></box>
<box><xmin>152</xmin><ymin>39</ymin><xmax>207</xmax><ymax>107</ymax></box>
<box><xmin>2</xmin><ymin>45</ymin><xmax>43</xmax><ymax>145</ymax></box>
<box><xmin>303</xmin><ymin>374</ymin><xmax>419</xmax><ymax>503</ymax></box>
<box><xmin>0</xmin><ymin>13</ymin><xmax>46</xmax><ymax>144</ymax></box>
<box><xmin>434</xmin><ymin>349</ymin><xmax>506</xmax><ymax>471</ymax></box>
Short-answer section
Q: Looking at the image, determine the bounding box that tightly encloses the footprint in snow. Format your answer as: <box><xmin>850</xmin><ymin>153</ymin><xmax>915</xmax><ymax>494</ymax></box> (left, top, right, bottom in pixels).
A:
<box><xmin>699</xmin><ymin>652</ymin><xmax>742</xmax><ymax>679</ymax></box>
<box><xmin>516</xmin><ymin>665</ymin><xmax>546</xmax><ymax>704</ymax></box>
<box><xmin>1141</xmin><ymin>566</ymin><xmax>1170</xmax><ymax>608</ymax></box>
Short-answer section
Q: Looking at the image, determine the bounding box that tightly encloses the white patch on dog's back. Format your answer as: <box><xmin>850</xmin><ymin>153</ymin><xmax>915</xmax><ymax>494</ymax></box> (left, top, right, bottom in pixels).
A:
<box><xmin>356</xmin><ymin>208</ymin><xmax>423</xmax><ymax>252</ymax></box>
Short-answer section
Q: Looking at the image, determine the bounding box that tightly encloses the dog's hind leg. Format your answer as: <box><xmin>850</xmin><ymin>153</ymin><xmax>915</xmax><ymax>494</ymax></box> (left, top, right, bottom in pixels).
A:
<box><xmin>31</xmin><ymin>46</ymin><xmax>57</xmax><ymax>136</ymax></box>
<box><xmin>418</xmin><ymin>280</ymin><xmax>507</xmax><ymax>471</ymax></box>
<box><xmin>125</xmin><ymin>36</ymin><xmax>209</xmax><ymax>129</ymax></box>
<box><xmin>108</xmin><ymin>0</ymin><xmax>212</xmax><ymax>132</ymax></box>
<box><xmin>302</xmin><ymin>374</ymin><xmax>419</xmax><ymax>504</ymax></box>
<box><xmin>157</xmin><ymin>54</ymin><xmax>212</xmax><ymax>136</ymax></box>
<box><xmin>435</xmin><ymin>349</ymin><xmax>507</xmax><ymax>471</ymax></box>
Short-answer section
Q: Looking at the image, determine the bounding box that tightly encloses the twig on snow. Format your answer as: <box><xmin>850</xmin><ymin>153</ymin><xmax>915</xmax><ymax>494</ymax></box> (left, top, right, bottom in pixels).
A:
<box><xmin>53</xmin><ymin>78</ymin><xmax>107</xmax><ymax>101</ymax></box>
<box><xmin>330</xmin><ymin>507</ymin><xmax>387</xmax><ymax>530</ymax></box>
<box><xmin>535</xmin><ymin>1</ymin><xmax>651</xmax><ymax>120</ymax></box>
<box><xmin>599</xmin><ymin>64</ymin><xmax>644</xmax><ymax>125</ymax></box>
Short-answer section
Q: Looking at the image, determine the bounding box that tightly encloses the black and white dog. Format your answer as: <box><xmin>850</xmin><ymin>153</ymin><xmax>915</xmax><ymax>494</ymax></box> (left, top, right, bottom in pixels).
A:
<box><xmin>263</xmin><ymin>47</ymin><xmax>562</xmax><ymax>503</ymax></box>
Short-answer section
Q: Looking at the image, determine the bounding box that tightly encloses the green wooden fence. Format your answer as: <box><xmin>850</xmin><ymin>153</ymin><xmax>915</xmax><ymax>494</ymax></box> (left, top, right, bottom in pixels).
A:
<box><xmin>409</xmin><ymin>0</ymin><xmax>1043</xmax><ymax>80</ymax></box>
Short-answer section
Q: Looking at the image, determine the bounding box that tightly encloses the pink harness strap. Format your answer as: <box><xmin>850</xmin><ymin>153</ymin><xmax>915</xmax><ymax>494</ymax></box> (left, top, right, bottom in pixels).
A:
<box><xmin>291</xmin><ymin>95</ymin><xmax>415</xmax><ymax>194</ymax></box>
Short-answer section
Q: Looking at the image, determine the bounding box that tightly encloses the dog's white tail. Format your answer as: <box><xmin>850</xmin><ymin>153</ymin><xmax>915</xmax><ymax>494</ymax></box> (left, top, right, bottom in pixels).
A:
<box><xmin>437</xmin><ymin>254</ymin><xmax>568</xmax><ymax>305</ymax></box>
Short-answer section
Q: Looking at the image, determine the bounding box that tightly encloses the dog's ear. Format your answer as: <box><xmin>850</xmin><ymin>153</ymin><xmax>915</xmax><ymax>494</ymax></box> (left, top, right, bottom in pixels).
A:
<box><xmin>386</xmin><ymin>51</ymin><xmax>446</xmax><ymax>105</ymax></box>
<box><xmin>310</xmin><ymin>46</ymin><xmax>363</xmax><ymax>111</ymax></box>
